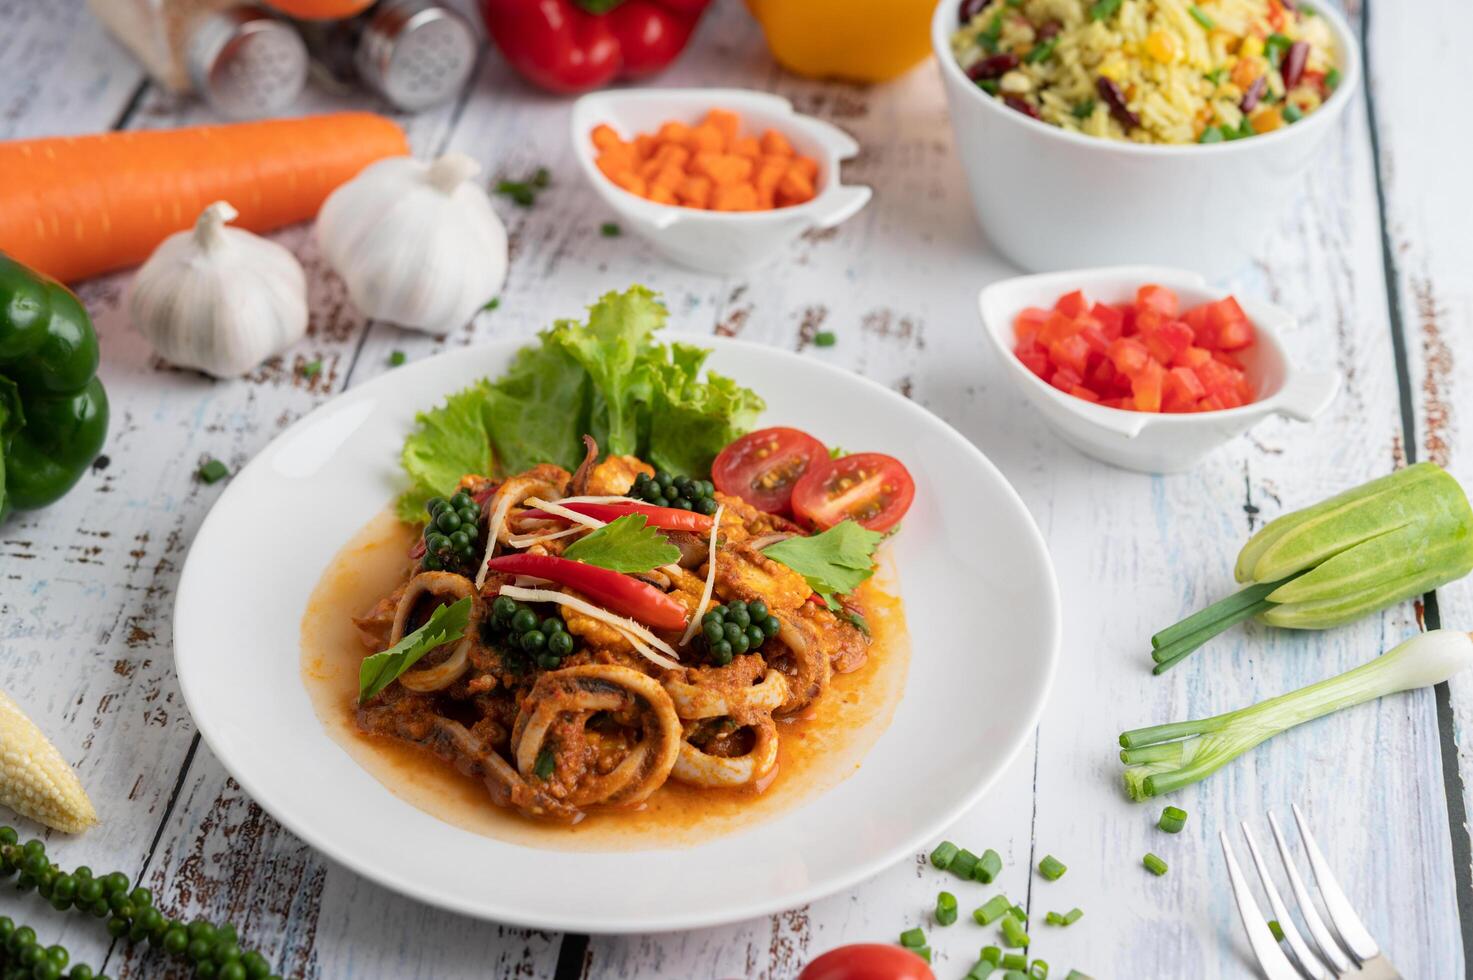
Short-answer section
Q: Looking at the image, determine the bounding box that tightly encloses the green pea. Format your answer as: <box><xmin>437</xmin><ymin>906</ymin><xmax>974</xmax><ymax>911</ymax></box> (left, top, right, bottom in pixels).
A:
<box><xmin>241</xmin><ymin>951</ymin><xmax>271</xmax><ymax>978</ymax></box>
<box><xmin>163</xmin><ymin>928</ymin><xmax>188</xmax><ymax>955</ymax></box>
<box><xmin>188</xmin><ymin>939</ymin><xmax>212</xmax><ymax>962</ymax></box>
<box><xmin>33</xmin><ymin>960</ymin><xmax>61</xmax><ymax>980</ymax></box>
<box><xmin>548</xmin><ymin>631</ymin><xmax>574</xmax><ymax>657</ymax></box>
<box><xmin>422</xmin><ymin>555</ymin><xmax>443</xmax><ymax>571</ymax></box>
<box><xmin>492</xmin><ymin>596</ymin><xmax>517</xmax><ymax>622</ymax></box>
<box><xmin>723</xmin><ymin>623</ymin><xmax>743</xmax><ymax>644</ymax></box>
<box><xmin>106</xmin><ymin>918</ymin><xmax>128</xmax><ymax>939</ymax></box>
<box><xmin>46</xmin><ymin>945</ymin><xmax>67</xmax><ymax>967</ymax></box>
<box><xmin>702</xmin><ymin>608</ymin><xmax>724</xmax><ymax>625</ymax></box>
<box><xmin>730</xmin><ymin>632</ymin><xmax>750</xmax><ymax>654</ymax></box>
<box><xmin>197</xmin><ymin>963</ymin><xmax>219</xmax><ymax>980</ymax></box>
<box><xmin>747</xmin><ymin>600</ymin><xmax>768</xmax><ymax>620</ymax></box>
<box><xmin>220</xmin><ymin>964</ymin><xmax>247</xmax><ymax>980</ymax></box>
<box><xmin>746</xmin><ymin>625</ymin><xmax>765</xmax><ymax>648</ymax></box>
<box><xmin>703</xmin><ymin>620</ymin><xmax>724</xmax><ymax>643</ymax></box>
<box><xmin>10</xmin><ymin>925</ymin><xmax>35</xmax><ymax>948</ymax></box>
<box><xmin>728</xmin><ymin>606</ymin><xmax>750</xmax><ymax>628</ymax></box>
<box><xmin>536</xmin><ymin>652</ymin><xmax>561</xmax><ymax>670</ymax></box>
<box><xmin>214</xmin><ymin>940</ymin><xmax>242</xmax><ymax>963</ymax></box>
<box><xmin>69</xmin><ymin>966</ymin><xmax>94</xmax><ymax>980</ymax></box>
<box><xmin>520</xmin><ymin>630</ymin><xmax>546</xmax><ymax>653</ymax></box>
<box><xmin>435</xmin><ymin>511</ymin><xmax>461</xmax><ymax>533</ymax></box>
<box><xmin>727</xmin><ymin>600</ymin><xmax>747</xmax><ymax>617</ymax></box>
<box><xmin>695</xmin><ymin>497</ymin><xmax>717</xmax><ymax>515</ymax></box>
<box><xmin>762</xmin><ymin>616</ymin><xmax>781</xmax><ymax>638</ymax></box>
<box><xmin>540</xmin><ymin>617</ymin><xmax>563</xmax><ymax>635</ymax></box>
<box><xmin>511</xmin><ymin>609</ymin><xmax>539</xmax><ymax>634</ymax></box>
<box><xmin>656</xmin><ymin>472</ymin><xmax>673</xmax><ymax>488</ymax></box>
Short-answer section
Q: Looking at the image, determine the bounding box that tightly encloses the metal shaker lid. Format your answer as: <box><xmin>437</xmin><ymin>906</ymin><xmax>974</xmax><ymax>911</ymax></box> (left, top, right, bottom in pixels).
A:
<box><xmin>186</xmin><ymin>6</ymin><xmax>309</xmax><ymax>119</ymax></box>
<box><xmin>356</xmin><ymin>0</ymin><xmax>478</xmax><ymax>112</ymax></box>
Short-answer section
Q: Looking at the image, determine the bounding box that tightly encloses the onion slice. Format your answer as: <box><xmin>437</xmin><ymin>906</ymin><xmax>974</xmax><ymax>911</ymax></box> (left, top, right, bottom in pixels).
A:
<box><xmin>678</xmin><ymin>503</ymin><xmax>724</xmax><ymax>648</ymax></box>
<box><xmin>498</xmin><ymin>584</ymin><xmax>683</xmax><ymax>669</ymax></box>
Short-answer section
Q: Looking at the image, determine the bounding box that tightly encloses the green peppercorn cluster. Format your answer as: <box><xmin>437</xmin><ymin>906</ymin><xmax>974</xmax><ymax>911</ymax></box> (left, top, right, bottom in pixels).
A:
<box><xmin>421</xmin><ymin>491</ymin><xmax>482</xmax><ymax>574</ymax></box>
<box><xmin>0</xmin><ymin>827</ymin><xmax>280</xmax><ymax>980</ymax></box>
<box><xmin>699</xmin><ymin>600</ymin><xmax>779</xmax><ymax>665</ymax></box>
<box><xmin>631</xmin><ymin>472</ymin><xmax>718</xmax><ymax>515</ymax></box>
<box><xmin>488</xmin><ymin>596</ymin><xmax>575</xmax><ymax>670</ymax></box>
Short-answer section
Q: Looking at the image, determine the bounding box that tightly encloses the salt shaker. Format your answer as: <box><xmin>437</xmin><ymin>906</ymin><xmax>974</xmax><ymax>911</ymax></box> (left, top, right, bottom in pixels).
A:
<box><xmin>296</xmin><ymin>0</ymin><xmax>479</xmax><ymax>112</ymax></box>
<box><xmin>88</xmin><ymin>0</ymin><xmax>308</xmax><ymax>118</ymax></box>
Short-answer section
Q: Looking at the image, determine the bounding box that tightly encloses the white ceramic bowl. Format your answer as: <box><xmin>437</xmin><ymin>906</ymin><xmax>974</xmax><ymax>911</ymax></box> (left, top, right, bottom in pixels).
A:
<box><xmin>979</xmin><ymin>265</ymin><xmax>1341</xmax><ymax>472</ymax></box>
<box><xmin>932</xmin><ymin>0</ymin><xmax>1360</xmax><ymax>276</ymax></box>
<box><xmin>570</xmin><ymin>88</ymin><xmax>872</xmax><ymax>275</ymax></box>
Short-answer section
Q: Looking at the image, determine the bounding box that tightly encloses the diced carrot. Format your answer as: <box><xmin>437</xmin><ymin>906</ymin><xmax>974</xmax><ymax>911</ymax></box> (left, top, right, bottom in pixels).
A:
<box><xmin>777</xmin><ymin>166</ymin><xmax>815</xmax><ymax>204</ymax></box>
<box><xmin>755</xmin><ymin>159</ymin><xmax>786</xmax><ymax>194</ymax></box>
<box><xmin>591</xmin><ymin>124</ymin><xmax>623</xmax><ymax>150</ymax></box>
<box><xmin>678</xmin><ymin>174</ymin><xmax>712</xmax><ymax>208</ymax></box>
<box><xmin>611</xmin><ymin>171</ymin><xmax>647</xmax><ymax>197</ymax></box>
<box><xmin>694</xmin><ymin>153</ymin><xmax>753</xmax><ymax>186</ymax></box>
<box><xmin>712</xmin><ymin>183</ymin><xmax>759</xmax><ymax>211</ymax></box>
<box><xmin>788</xmin><ymin>156</ymin><xmax>819</xmax><ymax>181</ymax></box>
<box><xmin>596</xmin><ymin>150</ymin><xmax>634</xmax><ymax>180</ymax></box>
<box><xmin>652</xmin><ymin>166</ymin><xmax>684</xmax><ymax>193</ymax></box>
<box><xmin>649</xmin><ymin>184</ymin><xmax>677</xmax><ymax>205</ymax></box>
<box><xmin>705</xmin><ymin>109</ymin><xmax>741</xmax><ymax>143</ymax></box>
<box><xmin>634</xmin><ymin>134</ymin><xmax>658</xmax><ymax>159</ymax></box>
<box><xmin>760</xmin><ymin>129</ymin><xmax>795</xmax><ymax>157</ymax></box>
<box><xmin>688</xmin><ymin>124</ymin><xmax>725</xmax><ymax>153</ymax></box>
<box><xmin>656</xmin><ymin>121</ymin><xmax>692</xmax><ymax>145</ymax></box>
<box><xmin>730</xmin><ymin>136</ymin><xmax>761</xmax><ymax>159</ymax></box>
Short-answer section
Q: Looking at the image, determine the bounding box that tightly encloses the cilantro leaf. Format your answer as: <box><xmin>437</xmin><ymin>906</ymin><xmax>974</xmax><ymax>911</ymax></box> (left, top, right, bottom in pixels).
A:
<box><xmin>358</xmin><ymin>597</ymin><xmax>472</xmax><ymax>703</ymax></box>
<box><xmin>761</xmin><ymin>521</ymin><xmax>885</xmax><ymax>602</ymax></box>
<box><xmin>562</xmin><ymin>514</ymin><xmax>679</xmax><ymax>573</ymax></box>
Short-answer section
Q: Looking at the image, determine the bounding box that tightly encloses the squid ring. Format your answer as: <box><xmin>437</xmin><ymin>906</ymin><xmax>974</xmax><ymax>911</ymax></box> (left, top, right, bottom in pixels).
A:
<box><xmin>510</xmin><ymin>665</ymin><xmax>681</xmax><ymax>809</ymax></box>
<box><xmin>663</xmin><ymin>667</ymin><xmax>789</xmax><ymax>721</ymax></box>
<box><xmin>671</xmin><ymin>717</ymin><xmax>780</xmax><ymax>789</ymax></box>
<box><xmin>389</xmin><ymin>572</ymin><xmax>480</xmax><ymax>693</ymax></box>
<box><xmin>771</xmin><ymin>614</ymin><xmax>831</xmax><ymax>715</ymax></box>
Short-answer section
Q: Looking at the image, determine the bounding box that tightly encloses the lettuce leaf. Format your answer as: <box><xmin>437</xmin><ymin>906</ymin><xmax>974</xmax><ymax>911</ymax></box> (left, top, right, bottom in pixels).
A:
<box><xmin>395</xmin><ymin>286</ymin><xmax>763</xmax><ymax>523</ymax></box>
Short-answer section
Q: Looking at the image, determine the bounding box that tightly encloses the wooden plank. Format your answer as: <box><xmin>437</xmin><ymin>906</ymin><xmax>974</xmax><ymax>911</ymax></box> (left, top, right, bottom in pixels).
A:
<box><xmin>1362</xmin><ymin>0</ymin><xmax>1473</xmax><ymax>938</ymax></box>
<box><xmin>0</xmin><ymin>0</ymin><xmax>144</xmax><ymax>138</ymax></box>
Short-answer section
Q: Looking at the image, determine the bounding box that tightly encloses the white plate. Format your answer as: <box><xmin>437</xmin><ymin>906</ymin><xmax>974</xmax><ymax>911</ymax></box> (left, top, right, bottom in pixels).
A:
<box><xmin>174</xmin><ymin>337</ymin><xmax>1061</xmax><ymax>933</ymax></box>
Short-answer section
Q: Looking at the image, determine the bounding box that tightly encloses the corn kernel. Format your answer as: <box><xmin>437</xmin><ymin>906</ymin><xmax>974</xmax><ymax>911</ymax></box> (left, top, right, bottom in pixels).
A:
<box><xmin>1098</xmin><ymin>58</ymin><xmax>1128</xmax><ymax>81</ymax></box>
<box><xmin>1239</xmin><ymin>35</ymin><xmax>1264</xmax><ymax>59</ymax></box>
<box><xmin>1145</xmin><ymin>30</ymin><xmax>1178</xmax><ymax>63</ymax></box>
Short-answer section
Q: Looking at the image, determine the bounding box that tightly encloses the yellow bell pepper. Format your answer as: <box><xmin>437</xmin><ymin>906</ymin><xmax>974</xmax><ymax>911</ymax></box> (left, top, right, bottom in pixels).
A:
<box><xmin>745</xmin><ymin>0</ymin><xmax>936</xmax><ymax>83</ymax></box>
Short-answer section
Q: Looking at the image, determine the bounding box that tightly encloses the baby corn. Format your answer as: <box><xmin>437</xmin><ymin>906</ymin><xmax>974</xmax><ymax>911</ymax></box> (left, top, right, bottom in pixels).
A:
<box><xmin>1153</xmin><ymin>463</ymin><xmax>1473</xmax><ymax>673</ymax></box>
<box><xmin>0</xmin><ymin>688</ymin><xmax>97</xmax><ymax>833</ymax></box>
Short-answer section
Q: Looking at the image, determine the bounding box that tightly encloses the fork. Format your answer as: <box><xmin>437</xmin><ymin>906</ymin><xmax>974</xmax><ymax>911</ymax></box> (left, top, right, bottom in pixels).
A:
<box><xmin>1219</xmin><ymin>803</ymin><xmax>1402</xmax><ymax>979</ymax></box>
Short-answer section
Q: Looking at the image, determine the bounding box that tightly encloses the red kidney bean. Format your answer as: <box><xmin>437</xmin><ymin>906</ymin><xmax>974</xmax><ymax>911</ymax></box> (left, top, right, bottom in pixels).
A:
<box><xmin>1240</xmin><ymin>75</ymin><xmax>1267</xmax><ymax>112</ymax></box>
<box><xmin>967</xmin><ymin>52</ymin><xmax>1020</xmax><ymax>81</ymax></box>
<box><xmin>1036</xmin><ymin>20</ymin><xmax>1062</xmax><ymax>41</ymax></box>
<box><xmin>1095</xmin><ymin>76</ymin><xmax>1140</xmax><ymax>128</ymax></box>
<box><xmin>959</xmin><ymin>0</ymin><xmax>989</xmax><ymax>23</ymax></box>
<box><xmin>1281</xmin><ymin>41</ymin><xmax>1309</xmax><ymax>89</ymax></box>
<box><xmin>1003</xmin><ymin>95</ymin><xmax>1041</xmax><ymax>119</ymax></box>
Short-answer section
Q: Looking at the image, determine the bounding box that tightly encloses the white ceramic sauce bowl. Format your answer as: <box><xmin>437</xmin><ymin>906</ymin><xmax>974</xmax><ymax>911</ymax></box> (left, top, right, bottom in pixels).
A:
<box><xmin>978</xmin><ymin>265</ymin><xmax>1341</xmax><ymax>472</ymax></box>
<box><xmin>570</xmin><ymin>88</ymin><xmax>872</xmax><ymax>275</ymax></box>
<box><xmin>932</xmin><ymin>0</ymin><xmax>1360</xmax><ymax>277</ymax></box>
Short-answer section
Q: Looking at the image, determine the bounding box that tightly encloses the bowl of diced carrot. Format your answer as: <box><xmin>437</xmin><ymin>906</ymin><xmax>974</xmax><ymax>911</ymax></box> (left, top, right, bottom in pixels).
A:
<box><xmin>570</xmin><ymin>88</ymin><xmax>872</xmax><ymax>275</ymax></box>
<box><xmin>978</xmin><ymin>266</ymin><xmax>1342</xmax><ymax>473</ymax></box>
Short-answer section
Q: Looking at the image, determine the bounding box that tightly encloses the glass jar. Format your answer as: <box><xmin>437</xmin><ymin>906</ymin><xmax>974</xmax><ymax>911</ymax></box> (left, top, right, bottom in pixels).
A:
<box><xmin>87</xmin><ymin>0</ymin><xmax>309</xmax><ymax>117</ymax></box>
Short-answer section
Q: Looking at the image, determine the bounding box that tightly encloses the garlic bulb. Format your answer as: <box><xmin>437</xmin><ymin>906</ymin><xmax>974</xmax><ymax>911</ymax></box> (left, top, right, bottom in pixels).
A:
<box><xmin>127</xmin><ymin>202</ymin><xmax>308</xmax><ymax>379</ymax></box>
<box><xmin>316</xmin><ymin>152</ymin><xmax>508</xmax><ymax>336</ymax></box>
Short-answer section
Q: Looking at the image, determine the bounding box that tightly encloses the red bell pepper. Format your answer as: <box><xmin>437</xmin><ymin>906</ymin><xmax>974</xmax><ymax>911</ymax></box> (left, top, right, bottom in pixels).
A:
<box><xmin>485</xmin><ymin>553</ymin><xmax>689</xmax><ymax>631</ymax></box>
<box><xmin>480</xmin><ymin>0</ymin><xmax>712</xmax><ymax>94</ymax></box>
<box><xmin>517</xmin><ymin>500</ymin><xmax>713</xmax><ymax>533</ymax></box>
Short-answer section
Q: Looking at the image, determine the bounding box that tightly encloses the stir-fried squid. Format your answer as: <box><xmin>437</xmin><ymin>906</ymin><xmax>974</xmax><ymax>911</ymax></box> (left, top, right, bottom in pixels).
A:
<box><xmin>353</xmin><ymin>448</ymin><xmax>875</xmax><ymax>822</ymax></box>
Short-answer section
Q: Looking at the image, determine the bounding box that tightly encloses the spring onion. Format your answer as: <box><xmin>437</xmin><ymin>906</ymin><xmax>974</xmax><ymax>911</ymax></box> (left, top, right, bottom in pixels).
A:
<box><xmin>936</xmin><ymin>891</ymin><xmax>959</xmax><ymax>926</ymax></box>
<box><xmin>1010</xmin><ymin>905</ymin><xmax>1027</xmax><ymax>923</ymax></box>
<box><xmin>1143</xmin><ymin>853</ymin><xmax>1168</xmax><ymax>876</ymax></box>
<box><xmin>1268</xmin><ymin>919</ymin><xmax>1286</xmax><ymax>942</ymax></box>
<box><xmin>975</xmin><ymin>895</ymin><xmax>1012</xmax><ymax>926</ymax></box>
<box><xmin>931</xmin><ymin>840</ymin><xmax>960</xmax><ymax>870</ymax></box>
<box><xmin>951</xmin><ymin>848</ymin><xmax>981</xmax><ymax>880</ymax></box>
<box><xmin>813</xmin><ymin>331</ymin><xmax>837</xmax><ymax>348</ymax></box>
<box><xmin>1037</xmin><ymin>855</ymin><xmax>1066</xmax><ymax>881</ymax></box>
<box><xmin>1046</xmin><ymin>908</ymin><xmax>1083</xmax><ymax>926</ymax></box>
<box><xmin>1158</xmin><ymin>805</ymin><xmax>1188</xmax><ymax>833</ymax></box>
<box><xmin>975</xmin><ymin>848</ymin><xmax>1003</xmax><ymax>883</ymax></box>
<box><xmin>1284</xmin><ymin>103</ymin><xmax>1304</xmax><ymax>123</ymax></box>
<box><xmin>913</xmin><ymin>946</ymin><xmax>933</xmax><ymax>964</ymax></box>
<box><xmin>1003</xmin><ymin>953</ymin><xmax>1028</xmax><ymax>970</ymax></box>
<box><xmin>1152</xmin><ymin>464</ymin><xmax>1473</xmax><ymax>672</ymax></box>
<box><xmin>967</xmin><ymin>961</ymin><xmax>997</xmax><ymax>980</ymax></box>
<box><xmin>1326</xmin><ymin>66</ymin><xmax>1342</xmax><ymax>90</ymax></box>
<box><xmin>1001</xmin><ymin>914</ymin><xmax>1029</xmax><ymax>948</ymax></box>
<box><xmin>982</xmin><ymin>947</ymin><xmax>1003</xmax><ymax>965</ymax></box>
<box><xmin>899</xmin><ymin>927</ymin><xmax>926</xmax><ymax>948</ymax></box>
<box><xmin>1188</xmin><ymin>5</ymin><xmax>1215</xmax><ymax>29</ymax></box>
<box><xmin>1029</xmin><ymin>961</ymin><xmax>1049</xmax><ymax>979</ymax></box>
<box><xmin>197</xmin><ymin>459</ymin><xmax>229</xmax><ymax>484</ymax></box>
<box><xmin>1066</xmin><ymin>972</ymin><xmax>1094</xmax><ymax>980</ymax></box>
<box><xmin>1124</xmin><ymin>629</ymin><xmax>1473</xmax><ymax>799</ymax></box>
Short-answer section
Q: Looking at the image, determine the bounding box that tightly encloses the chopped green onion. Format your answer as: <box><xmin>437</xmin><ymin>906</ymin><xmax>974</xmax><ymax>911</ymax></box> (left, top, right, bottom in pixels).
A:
<box><xmin>1143</xmin><ymin>852</ymin><xmax>1168</xmax><ymax>876</ymax></box>
<box><xmin>388</xmin><ymin>350</ymin><xmax>407</xmax><ymax>367</ymax></box>
<box><xmin>1267</xmin><ymin>919</ymin><xmax>1285</xmax><ymax>942</ymax></box>
<box><xmin>975</xmin><ymin>848</ymin><xmax>1003</xmax><ymax>883</ymax></box>
<box><xmin>1045</xmin><ymin>911</ymin><xmax>1066</xmax><ymax>926</ymax></box>
<box><xmin>1283</xmin><ymin>103</ymin><xmax>1304</xmax><ymax>123</ymax></box>
<box><xmin>1003</xmin><ymin>971</ymin><xmax>1028</xmax><ymax>980</ymax></box>
<box><xmin>951</xmin><ymin>848</ymin><xmax>980</xmax><ymax>880</ymax></box>
<box><xmin>931</xmin><ymin>841</ymin><xmax>960</xmax><ymax>870</ymax></box>
<box><xmin>967</xmin><ymin>961</ymin><xmax>998</xmax><ymax>980</ymax></box>
<box><xmin>1009</xmin><ymin>905</ymin><xmax>1028</xmax><ymax>923</ymax></box>
<box><xmin>1001</xmin><ymin>914</ymin><xmax>1029</xmax><ymax>948</ymax></box>
<box><xmin>1089</xmin><ymin>0</ymin><xmax>1122</xmax><ymax>21</ymax></box>
<box><xmin>936</xmin><ymin>891</ymin><xmax>958</xmax><ymax>926</ymax></box>
<box><xmin>913</xmin><ymin>946</ymin><xmax>932</xmax><ymax>964</ymax></box>
<box><xmin>1024</xmin><ymin>39</ymin><xmax>1057</xmax><ymax>65</ymax></box>
<box><xmin>1065</xmin><ymin>972</ymin><xmax>1095</xmax><ymax>980</ymax></box>
<box><xmin>600</xmin><ymin>222</ymin><xmax>621</xmax><ymax>237</ymax></box>
<box><xmin>1071</xmin><ymin>99</ymin><xmax>1095</xmax><ymax>119</ymax></box>
<box><xmin>979</xmin><ymin>79</ymin><xmax>1001</xmax><ymax>95</ymax></box>
<box><xmin>1198</xmin><ymin>126</ymin><xmax>1225</xmax><ymax>144</ymax></box>
<box><xmin>1063</xmin><ymin>907</ymin><xmax>1083</xmax><ymax>925</ymax></box>
<box><xmin>981</xmin><ymin>947</ymin><xmax>1003</xmax><ymax>965</ymax></box>
<box><xmin>1326</xmin><ymin>66</ymin><xmax>1342</xmax><ymax>90</ymax></box>
<box><xmin>1002</xmin><ymin>953</ymin><xmax>1028</xmax><ymax>970</ymax></box>
<box><xmin>484</xmin><ymin>297</ymin><xmax>500</xmax><ymax>311</ymax></box>
<box><xmin>1264</xmin><ymin>33</ymin><xmax>1292</xmax><ymax>67</ymax></box>
<box><xmin>900</xmin><ymin>927</ymin><xmax>927</xmax><ymax>948</ymax></box>
<box><xmin>1188</xmin><ymin>5</ymin><xmax>1214</xmax><ymax>29</ymax></box>
<box><xmin>813</xmin><ymin>330</ymin><xmax>837</xmax><ymax>348</ymax></box>
<box><xmin>532</xmin><ymin>167</ymin><xmax>551</xmax><ymax>189</ymax></box>
<box><xmin>197</xmin><ymin>459</ymin><xmax>229</xmax><ymax>484</ymax></box>
<box><xmin>1205</xmin><ymin>67</ymin><xmax>1228</xmax><ymax>85</ymax></box>
<box><xmin>301</xmin><ymin>359</ymin><xmax>323</xmax><ymax>378</ymax></box>
<box><xmin>1038</xmin><ymin>855</ymin><xmax>1067</xmax><ymax>881</ymax></box>
<box><xmin>1158</xmin><ymin>805</ymin><xmax>1188</xmax><ymax>833</ymax></box>
<box><xmin>1029</xmin><ymin>960</ymin><xmax>1049</xmax><ymax>979</ymax></box>
<box><xmin>979</xmin><ymin>13</ymin><xmax>1003</xmax><ymax>51</ymax></box>
<box><xmin>533</xmin><ymin>749</ymin><xmax>555</xmax><ymax>780</ymax></box>
<box><xmin>974</xmin><ymin>895</ymin><xmax>1012</xmax><ymax>926</ymax></box>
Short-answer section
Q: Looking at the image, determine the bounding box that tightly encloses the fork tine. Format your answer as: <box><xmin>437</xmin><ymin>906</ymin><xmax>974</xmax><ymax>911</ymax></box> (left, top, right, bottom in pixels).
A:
<box><xmin>1267</xmin><ymin>812</ymin><xmax>1355</xmax><ymax>973</ymax></box>
<box><xmin>1220</xmin><ymin>831</ymin><xmax>1306</xmax><ymax>980</ymax></box>
<box><xmin>1292</xmin><ymin>802</ymin><xmax>1382</xmax><ymax>962</ymax></box>
<box><xmin>1240</xmin><ymin>823</ymin><xmax>1330</xmax><ymax>979</ymax></box>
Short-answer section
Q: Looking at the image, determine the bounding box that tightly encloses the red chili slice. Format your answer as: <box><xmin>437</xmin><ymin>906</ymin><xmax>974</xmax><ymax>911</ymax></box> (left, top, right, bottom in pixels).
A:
<box><xmin>515</xmin><ymin>501</ymin><xmax>713</xmax><ymax>533</ymax></box>
<box><xmin>483</xmin><ymin>553</ymin><xmax>688</xmax><ymax>632</ymax></box>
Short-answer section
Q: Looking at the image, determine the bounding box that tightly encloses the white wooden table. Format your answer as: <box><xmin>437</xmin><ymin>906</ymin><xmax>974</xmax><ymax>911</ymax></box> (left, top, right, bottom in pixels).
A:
<box><xmin>1</xmin><ymin>1</ymin><xmax>1469</xmax><ymax>977</ymax></box>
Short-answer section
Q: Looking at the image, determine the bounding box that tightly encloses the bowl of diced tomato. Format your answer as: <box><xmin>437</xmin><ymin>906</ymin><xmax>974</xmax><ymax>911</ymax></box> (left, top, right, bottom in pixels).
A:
<box><xmin>978</xmin><ymin>266</ymin><xmax>1341</xmax><ymax>473</ymax></box>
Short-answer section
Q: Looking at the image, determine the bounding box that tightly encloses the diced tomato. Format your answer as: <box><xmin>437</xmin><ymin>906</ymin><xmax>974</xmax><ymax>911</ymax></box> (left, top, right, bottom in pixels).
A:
<box><xmin>1199</xmin><ymin>393</ymin><xmax>1228</xmax><ymax>411</ymax></box>
<box><xmin>1204</xmin><ymin>296</ymin><xmax>1250</xmax><ymax>349</ymax></box>
<box><xmin>1016</xmin><ymin>344</ymin><xmax>1049</xmax><ymax>378</ymax></box>
<box><xmin>1013</xmin><ymin>306</ymin><xmax>1050</xmax><ymax>343</ymax></box>
<box><xmin>1090</xmin><ymin>302</ymin><xmax>1125</xmax><ymax>339</ymax></box>
<box><xmin>1069</xmin><ymin>384</ymin><xmax>1100</xmax><ymax>403</ymax></box>
<box><xmin>1131</xmin><ymin>358</ymin><xmax>1165</xmax><ymax>412</ymax></box>
<box><xmin>1086</xmin><ymin>358</ymin><xmax>1117</xmax><ymax>391</ymax></box>
<box><xmin>1136</xmin><ymin>284</ymin><xmax>1179</xmax><ymax>317</ymax></box>
<box><xmin>1048</xmin><ymin>334</ymin><xmax>1090</xmax><ymax>376</ymax></box>
<box><xmin>1138</xmin><ymin>317</ymin><xmax>1193</xmax><ymax>364</ymax></box>
<box><xmin>1054</xmin><ymin>289</ymin><xmax>1089</xmax><ymax>318</ymax></box>
<box><xmin>1172</xmin><ymin>345</ymin><xmax>1213</xmax><ymax>369</ymax></box>
<box><xmin>1049</xmin><ymin>366</ymin><xmax>1083</xmax><ymax>391</ymax></box>
<box><xmin>1108</xmin><ymin>337</ymin><xmax>1150</xmax><ymax>375</ymax></box>
<box><xmin>1103</xmin><ymin>396</ymin><xmax>1131</xmax><ymax>409</ymax></box>
<box><xmin>1163</xmin><ymin>366</ymin><xmax>1207</xmax><ymax>412</ymax></box>
<box><xmin>1078</xmin><ymin>323</ymin><xmax>1110</xmax><ymax>357</ymax></box>
<box><xmin>1037</xmin><ymin>310</ymin><xmax>1077</xmax><ymax>347</ymax></box>
<box><xmin>1216</xmin><ymin>318</ymin><xmax>1254</xmax><ymax>350</ymax></box>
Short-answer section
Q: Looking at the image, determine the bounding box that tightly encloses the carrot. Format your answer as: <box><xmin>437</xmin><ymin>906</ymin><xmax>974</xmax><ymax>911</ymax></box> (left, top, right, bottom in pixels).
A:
<box><xmin>729</xmin><ymin>136</ymin><xmax>761</xmax><ymax>159</ymax></box>
<box><xmin>591</xmin><ymin>124</ymin><xmax>623</xmax><ymax>150</ymax></box>
<box><xmin>688</xmin><ymin>124</ymin><xmax>725</xmax><ymax>153</ymax></box>
<box><xmin>261</xmin><ymin>0</ymin><xmax>373</xmax><ymax>16</ymax></box>
<box><xmin>0</xmin><ymin>112</ymin><xmax>408</xmax><ymax>283</ymax></box>
<box><xmin>704</xmin><ymin>109</ymin><xmax>741</xmax><ymax>144</ymax></box>
<box><xmin>760</xmin><ymin>129</ymin><xmax>795</xmax><ymax>156</ymax></box>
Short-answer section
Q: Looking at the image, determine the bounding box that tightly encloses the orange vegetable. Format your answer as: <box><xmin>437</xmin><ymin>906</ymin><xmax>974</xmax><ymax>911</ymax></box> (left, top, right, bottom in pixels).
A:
<box><xmin>589</xmin><ymin>109</ymin><xmax>822</xmax><ymax>213</ymax></box>
<box><xmin>0</xmin><ymin>113</ymin><xmax>409</xmax><ymax>283</ymax></box>
<box><xmin>261</xmin><ymin>0</ymin><xmax>372</xmax><ymax>16</ymax></box>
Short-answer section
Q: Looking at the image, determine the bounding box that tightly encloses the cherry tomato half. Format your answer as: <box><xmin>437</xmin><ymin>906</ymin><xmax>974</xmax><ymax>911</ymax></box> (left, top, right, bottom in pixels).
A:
<box><xmin>711</xmin><ymin>427</ymin><xmax>829</xmax><ymax>515</ymax></box>
<box><xmin>791</xmin><ymin>452</ymin><xmax>915</xmax><ymax>532</ymax></box>
<box><xmin>796</xmin><ymin>944</ymin><xmax>935</xmax><ymax>980</ymax></box>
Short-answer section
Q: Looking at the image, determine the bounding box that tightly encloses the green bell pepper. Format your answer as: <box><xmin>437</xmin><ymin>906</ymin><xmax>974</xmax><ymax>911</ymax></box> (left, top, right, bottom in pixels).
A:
<box><xmin>0</xmin><ymin>253</ymin><xmax>109</xmax><ymax>522</ymax></box>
